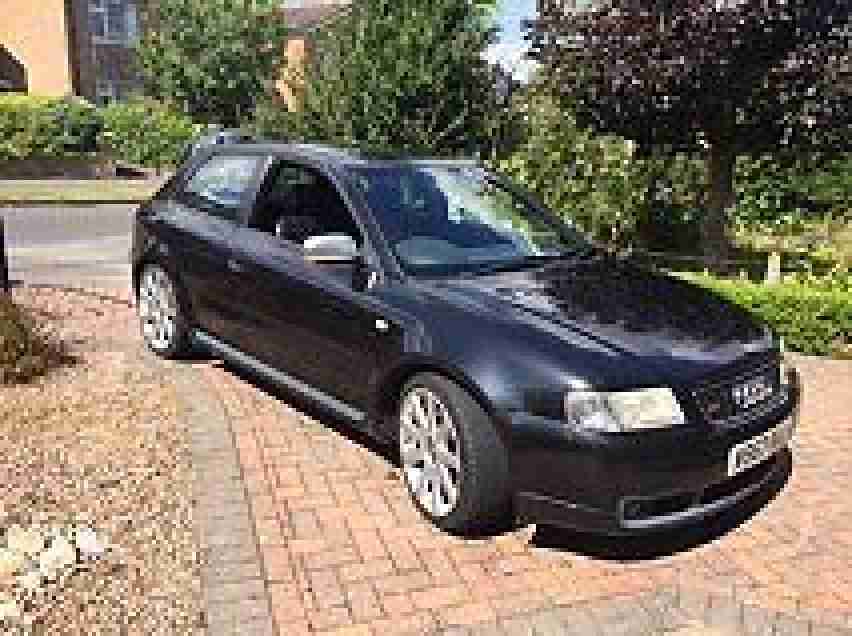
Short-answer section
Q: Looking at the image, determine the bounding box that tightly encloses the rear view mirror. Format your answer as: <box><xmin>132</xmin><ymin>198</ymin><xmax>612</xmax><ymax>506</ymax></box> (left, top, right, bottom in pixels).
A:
<box><xmin>303</xmin><ymin>234</ymin><xmax>359</xmax><ymax>263</ymax></box>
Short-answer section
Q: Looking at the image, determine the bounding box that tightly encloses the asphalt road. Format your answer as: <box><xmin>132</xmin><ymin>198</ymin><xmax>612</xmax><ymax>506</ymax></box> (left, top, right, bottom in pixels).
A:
<box><xmin>2</xmin><ymin>205</ymin><xmax>135</xmax><ymax>291</ymax></box>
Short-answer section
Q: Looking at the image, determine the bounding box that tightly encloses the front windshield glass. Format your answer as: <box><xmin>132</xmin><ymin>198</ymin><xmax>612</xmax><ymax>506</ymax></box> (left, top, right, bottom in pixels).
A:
<box><xmin>350</xmin><ymin>164</ymin><xmax>589</xmax><ymax>276</ymax></box>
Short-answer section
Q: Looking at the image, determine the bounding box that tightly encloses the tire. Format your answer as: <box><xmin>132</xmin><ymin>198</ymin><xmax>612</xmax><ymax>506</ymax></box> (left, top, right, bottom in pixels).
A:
<box><xmin>136</xmin><ymin>263</ymin><xmax>192</xmax><ymax>359</ymax></box>
<box><xmin>399</xmin><ymin>373</ymin><xmax>512</xmax><ymax>534</ymax></box>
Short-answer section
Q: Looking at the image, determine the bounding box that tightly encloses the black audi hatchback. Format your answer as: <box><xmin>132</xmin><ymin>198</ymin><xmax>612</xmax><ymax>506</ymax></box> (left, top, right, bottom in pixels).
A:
<box><xmin>132</xmin><ymin>143</ymin><xmax>799</xmax><ymax>534</ymax></box>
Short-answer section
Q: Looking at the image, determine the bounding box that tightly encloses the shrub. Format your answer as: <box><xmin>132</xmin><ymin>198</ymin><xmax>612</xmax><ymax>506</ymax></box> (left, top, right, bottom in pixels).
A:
<box><xmin>735</xmin><ymin>154</ymin><xmax>852</xmax><ymax>229</ymax></box>
<box><xmin>0</xmin><ymin>94</ymin><xmax>102</xmax><ymax>160</ymax></box>
<box><xmin>684</xmin><ymin>274</ymin><xmax>852</xmax><ymax>356</ymax></box>
<box><xmin>99</xmin><ymin>99</ymin><xmax>203</xmax><ymax>169</ymax></box>
<box><xmin>0</xmin><ymin>296</ymin><xmax>70</xmax><ymax>385</ymax></box>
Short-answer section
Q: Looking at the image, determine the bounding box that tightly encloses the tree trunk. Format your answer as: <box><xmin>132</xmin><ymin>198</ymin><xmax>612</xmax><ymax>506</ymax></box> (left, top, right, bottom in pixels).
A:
<box><xmin>701</xmin><ymin>143</ymin><xmax>735</xmax><ymax>269</ymax></box>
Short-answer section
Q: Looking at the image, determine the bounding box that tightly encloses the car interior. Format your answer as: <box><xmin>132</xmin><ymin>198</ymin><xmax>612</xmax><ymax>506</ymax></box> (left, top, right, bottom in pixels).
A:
<box><xmin>250</xmin><ymin>162</ymin><xmax>362</xmax><ymax>250</ymax></box>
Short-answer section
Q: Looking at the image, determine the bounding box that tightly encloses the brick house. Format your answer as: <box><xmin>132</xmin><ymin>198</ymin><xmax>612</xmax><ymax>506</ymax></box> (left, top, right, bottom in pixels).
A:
<box><xmin>278</xmin><ymin>1</ymin><xmax>351</xmax><ymax>106</ymax></box>
<box><xmin>0</xmin><ymin>0</ymin><xmax>348</xmax><ymax>106</ymax></box>
<box><xmin>0</xmin><ymin>0</ymin><xmax>145</xmax><ymax>104</ymax></box>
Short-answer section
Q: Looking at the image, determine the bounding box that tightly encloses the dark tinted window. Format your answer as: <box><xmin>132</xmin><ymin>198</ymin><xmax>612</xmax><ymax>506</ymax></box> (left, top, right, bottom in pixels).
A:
<box><xmin>249</xmin><ymin>161</ymin><xmax>362</xmax><ymax>247</ymax></box>
<box><xmin>183</xmin><ymin>155</ymin><xmax>263</xmax><ymax>221</ymax></box>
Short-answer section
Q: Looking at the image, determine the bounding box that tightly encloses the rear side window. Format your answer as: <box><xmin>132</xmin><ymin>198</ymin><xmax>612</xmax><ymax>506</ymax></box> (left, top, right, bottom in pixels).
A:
<box><xmin>183</xmin><ymin>155</ymin><xmax>263</xmax><ymax>221</ymax></box>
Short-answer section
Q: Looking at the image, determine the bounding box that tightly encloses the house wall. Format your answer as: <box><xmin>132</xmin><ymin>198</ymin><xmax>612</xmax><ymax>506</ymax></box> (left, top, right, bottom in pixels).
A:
<box><xmin>277</xmin><ymin>35</ymin><xmax>311</xmax><ymax>109</ymax></box>
<box><xmin>0</xmin><ymin>0</ymin><xmax>74</xmax><ymax>96</ymax></box>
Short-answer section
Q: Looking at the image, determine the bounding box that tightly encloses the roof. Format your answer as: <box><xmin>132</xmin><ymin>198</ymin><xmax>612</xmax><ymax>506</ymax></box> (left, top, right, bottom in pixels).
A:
<box><xmin>212</xmin><ymin>142</ymin><xmax>478</xmax><ymax>167</ymax></box>
<box><xmin>214</xmin><ymin>142</ymin><xmax>361</xmax><ymax>163</ymax></box>
<box><xmin>281</xmin><ymin>2</ymin><xmax>349</xmax><ymax>31</ymax></box>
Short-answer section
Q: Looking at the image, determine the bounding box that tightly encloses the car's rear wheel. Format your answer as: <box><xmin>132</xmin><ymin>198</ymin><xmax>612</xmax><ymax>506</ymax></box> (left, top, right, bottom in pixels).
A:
<box><xmin>399</xmin><ymin>373</ymin><xmax>511</xmax><ymax>534</ymax></box>
<box><xmin>137</xmin><ymin>263</ymin><xmax>191</xmax><ymax>358</ymax></box>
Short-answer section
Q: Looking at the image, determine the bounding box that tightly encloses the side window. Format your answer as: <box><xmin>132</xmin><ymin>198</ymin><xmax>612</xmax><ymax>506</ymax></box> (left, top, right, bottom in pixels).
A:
<box><xmin>249</xmin><ymin>160</ymin><xmax>363</xmax><ymax>248</ymax></box>
<box><xmin>183</xmin><ymin>155</ymin><xmax>262</xmax><ymax>222</ymax></box>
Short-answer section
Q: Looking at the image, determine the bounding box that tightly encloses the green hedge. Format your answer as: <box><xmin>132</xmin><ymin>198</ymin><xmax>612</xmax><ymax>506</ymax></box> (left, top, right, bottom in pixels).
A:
<box><xmin>99</xmin><ymin>99</ymin><xmax>203</xmax><ymax>169</ymax></box>
<box><xmin>0</xmin><ymin>94</ymin><xmax>102</xmax><ymax>160</ymax></box>
<box><xmin>685</xmin><ymin>274</ymin><xmax>852</xmax><ymax>356</ymax></box>
<box><xmin>0</xmin><ymin>94</ymin><xmax>202</xmax><ymax>168</ymax></box>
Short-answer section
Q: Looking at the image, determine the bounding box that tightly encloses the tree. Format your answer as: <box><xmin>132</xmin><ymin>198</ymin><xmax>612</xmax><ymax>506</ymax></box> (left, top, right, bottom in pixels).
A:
<box><xmin>263</xmin><ymin>0</ymin><xmax>514</xmax><ymax>157</ymax></box>
<box><xmin>498</xmin><ymin>87</ymin><xmax>649</xmax><ymax>244</ymax></box>
<box><xmin>531</xmin><ymin>0</ymin><xmax>850</xmax><ymax>261</ymax></box>
<box><xmin>137</xmin><ymin>0</ymin><xmax>288</xmax><ymax>127</ymax></box>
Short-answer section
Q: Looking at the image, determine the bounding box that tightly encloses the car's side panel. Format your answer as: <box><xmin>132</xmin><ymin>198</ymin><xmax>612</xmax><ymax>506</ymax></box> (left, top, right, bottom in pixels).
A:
<box><xmin>143</xmin><ymin>197</ymin><xmax>241</xmax><ymax>340</ymax></box>
<box><xmin>228</xmin><ymin>222</ymin><xmax>399</xmax><ymax>412</ymax></box>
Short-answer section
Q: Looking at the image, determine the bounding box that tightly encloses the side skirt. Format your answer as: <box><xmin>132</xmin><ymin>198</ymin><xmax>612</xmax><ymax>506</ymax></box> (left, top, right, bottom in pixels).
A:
<box><xmin>192</xmin><ymin>330</ymin><xmax>368</xmax><ymax>426</ymax></box>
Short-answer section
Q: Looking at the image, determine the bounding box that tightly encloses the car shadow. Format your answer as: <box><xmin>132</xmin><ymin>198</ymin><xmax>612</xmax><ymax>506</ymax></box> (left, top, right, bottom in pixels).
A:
<box><xmin>214</xmin><ymin>358</ymin><xmax>399</xmax><ymax>467</ymax></box>
<box><xmin>530</xmin><ymin>450</ymin><xmax>792</xmax><ymax>561</ymax></box>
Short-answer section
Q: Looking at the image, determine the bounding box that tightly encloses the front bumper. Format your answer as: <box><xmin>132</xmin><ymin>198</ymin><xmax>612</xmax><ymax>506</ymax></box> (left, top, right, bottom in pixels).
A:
<box><xmin>509</xmin><ymin>372</ymin><xmax>800</xmax><ymax>535</ymax></box>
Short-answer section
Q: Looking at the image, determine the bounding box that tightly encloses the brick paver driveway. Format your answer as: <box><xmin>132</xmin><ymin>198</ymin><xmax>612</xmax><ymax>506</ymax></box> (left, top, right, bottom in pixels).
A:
<box><xmin>195</xmin><ymin>354</ymin><xmax>852</xmax><ymax>636</ymax></box>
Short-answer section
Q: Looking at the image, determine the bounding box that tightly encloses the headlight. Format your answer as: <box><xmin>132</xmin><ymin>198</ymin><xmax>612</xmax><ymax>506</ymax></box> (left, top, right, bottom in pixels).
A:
<box><xmin>563</xmin><ymin>388</ymin><xmax>686</xmax><ymax>432</ymax></box>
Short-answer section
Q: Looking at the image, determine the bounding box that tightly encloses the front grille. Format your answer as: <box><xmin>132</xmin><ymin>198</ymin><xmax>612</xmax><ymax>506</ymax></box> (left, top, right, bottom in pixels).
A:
<box><xmin>683</xmin><ymin>351</ymin><xmax>781</xmax><ymax>425</ymax></box>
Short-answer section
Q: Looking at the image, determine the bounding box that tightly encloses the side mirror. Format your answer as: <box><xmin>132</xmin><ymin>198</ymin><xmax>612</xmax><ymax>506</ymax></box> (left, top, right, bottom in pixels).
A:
<box><xmin>303</xmin><ymin>234</ymin><xmax>359</xmax><ymax>263</ymax></box>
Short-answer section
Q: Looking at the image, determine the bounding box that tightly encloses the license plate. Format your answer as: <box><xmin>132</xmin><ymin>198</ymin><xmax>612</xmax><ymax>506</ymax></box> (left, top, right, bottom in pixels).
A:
<box><xmin>727</xmin><ymin>417</ymin><xmax>795</xmax><ymax>477</ymax></box>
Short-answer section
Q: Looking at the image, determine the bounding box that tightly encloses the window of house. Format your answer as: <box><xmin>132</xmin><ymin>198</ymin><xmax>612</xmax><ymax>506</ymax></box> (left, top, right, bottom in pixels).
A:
<box><xmin>94</xmin><ymin>63</ymin><xmax>128</xmax><ymax>105</ymax></box>
<box><xmin>89</xmin><ymin>0</ymin><xmax>138</xmax><ymax>45</ymax></box>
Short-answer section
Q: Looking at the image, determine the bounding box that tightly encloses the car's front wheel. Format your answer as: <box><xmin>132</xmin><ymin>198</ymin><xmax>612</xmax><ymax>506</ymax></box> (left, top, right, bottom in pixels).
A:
<box><xmin>137</xmin><ymin>263</ymin><xmax>191</xmax><ymax>358</ymax></box>
<box><xmin>399</xmin><ymin>373</ymin><xmax>511</xmax><ymax>534</ymax></box>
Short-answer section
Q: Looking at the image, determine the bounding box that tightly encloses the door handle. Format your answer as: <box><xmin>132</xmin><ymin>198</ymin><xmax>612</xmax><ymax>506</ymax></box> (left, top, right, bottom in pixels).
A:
<box><xmin>227</xmin><ymin>258</ymin><xmax>246</xmax><ymax>273</ymax></box>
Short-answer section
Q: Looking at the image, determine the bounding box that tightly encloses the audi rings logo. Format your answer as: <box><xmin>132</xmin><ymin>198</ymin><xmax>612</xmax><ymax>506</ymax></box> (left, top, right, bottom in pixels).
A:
<box><xmin>732</xmin><ymin>374</ymin><xmax>774</xmax><ymax>410</ymax></box>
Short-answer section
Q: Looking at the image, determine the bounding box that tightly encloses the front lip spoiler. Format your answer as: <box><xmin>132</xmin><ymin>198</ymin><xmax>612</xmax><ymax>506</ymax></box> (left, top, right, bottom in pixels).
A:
<box><xmin>516</xmin><ymin>451</ymin><xmax>787</xmax><ymax>535</ymax></box>
<box><xmin>616</xmin><ymin>454</ymin><xmax>782</xmax><ymax>531</ymax></box>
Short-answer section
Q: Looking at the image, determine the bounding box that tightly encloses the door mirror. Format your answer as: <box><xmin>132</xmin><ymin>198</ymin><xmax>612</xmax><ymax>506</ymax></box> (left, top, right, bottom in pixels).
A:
<box><xmin>303</xmin><ymin>234</ymin><xmax>359</xmax><ymax>263</ymax></box>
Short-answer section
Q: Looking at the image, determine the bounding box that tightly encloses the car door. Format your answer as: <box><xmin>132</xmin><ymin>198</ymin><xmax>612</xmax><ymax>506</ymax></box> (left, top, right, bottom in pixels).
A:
<box><xmin>227</xmin><ymin>157</ymin><xmax>389</xmax><ymax>413</ymax></box>
<box><xmin>148</xmin><ymin>152</ymin><xmax>266</xmax><ymax>343</ymax></box>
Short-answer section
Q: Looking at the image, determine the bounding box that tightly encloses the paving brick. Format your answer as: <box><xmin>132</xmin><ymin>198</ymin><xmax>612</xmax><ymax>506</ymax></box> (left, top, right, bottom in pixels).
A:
<box><xmin>345</xmin><ymin>581</ymin><xmax>383</xmax><ymax>622</ymax></box>
<box><xmin>340</xmin><ymin>559</ymin><xmax>396</xmax><ymax>583</ymax></box>
<box><xmin>420</xmin><ymin>550</ymin><xmax>462</xmax><ymax>587</ymax></box>
<box><xmin>441</xmin><ymin>601</ymin><xmax>498</xmax><ymax>628</ymax></box>
<box><xmin>307</xmin><ymin>605</ymin><xmax>352</xmax><ymax>632</ymax></box>
<box><xmin>373</xmin><ymin>572</ymin><xmax>432</xmax><ymax>597</ymax></box>
<box><xmin>262</xmin><ymin>545</ymin><xmax>293</xmax><ymax>583</ymax></box>
<box><xmin>379</xmin><ymin>590</ymin><xmax>417</xmax><ymax>618</ymax></box>
<box><xmin>351</xmin><ymin>529</ymin><xmax>390</xmax><ymax>562</ymax></box>
<box><xmin>381</xmin><ymin>535</ymin><xmax>423</xmax><ymax>572</ymax></box>
<box><xmin>410</xmin><ymin>584</ymin><xmax>469</xmax><ymax>612</ymax></box>
<box><xmin>288</xmin><ymin>538</ymin><xmax>330</xmax><ymax>555</ymax></box>
<box><xmin>307</xmin><ymin>568</ymin><xmax>347</xmax><ymax>609</ymax></box>
<box><xmin>318</xmin><ymin>625</ymin><xmax>373</xmax><ymax>636</ymax></box>
<box><xmin>269</xmin><ymin>584</ymin><xmax>307</xmax><ymax>633</ymax></box>
<box><xmin>368</xmin><ymin>611</ymin><xmax>440</xmax><ymax>636</ymax></box>
<box><xmin>206</xmin><ymin>579</ymin><xmax>267</xmax><ymax>605</ymax></box>
<box><xmin>255</xmin><ymin>516</ymin><xmax>286</xmax><ymax>547</ymax></box>
<box><xmin>303</xmin><ymin>546</ymin><xmax>362</xmax><ymax>571</ymax></box>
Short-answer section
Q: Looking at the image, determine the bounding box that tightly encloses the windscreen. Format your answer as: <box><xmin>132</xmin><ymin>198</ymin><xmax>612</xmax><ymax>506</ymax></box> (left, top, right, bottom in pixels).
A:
<box><xmin>351</xmin><ymin>164</ymin><xmax>589</xmax><ymax>276</ymax></box>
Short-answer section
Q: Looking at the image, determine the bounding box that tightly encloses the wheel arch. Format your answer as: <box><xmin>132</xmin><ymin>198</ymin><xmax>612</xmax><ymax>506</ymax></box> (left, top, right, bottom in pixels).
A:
<box><xmin>373</xmin><ymin>357</ymin><xmax>511</xmax><ymax>443</ymax></box>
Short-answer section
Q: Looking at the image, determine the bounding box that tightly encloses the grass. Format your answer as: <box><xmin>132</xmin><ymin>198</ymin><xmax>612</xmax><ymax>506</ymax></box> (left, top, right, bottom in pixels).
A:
<box><xmin>0</xmin><ymin>179</ymin><xmax>163</xmax><ymax>205</ymax></box>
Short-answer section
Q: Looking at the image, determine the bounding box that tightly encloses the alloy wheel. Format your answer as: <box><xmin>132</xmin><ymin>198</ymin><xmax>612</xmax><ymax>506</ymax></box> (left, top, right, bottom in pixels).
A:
<box><xmin>138</xmin><ymin>265</ymin><xmax>179</xmax><ymax>353</ymax></box>
<box><xmin>400</xmin><ymin>387</ymin><xmax>462</xmax><ymax>518</ymax></box>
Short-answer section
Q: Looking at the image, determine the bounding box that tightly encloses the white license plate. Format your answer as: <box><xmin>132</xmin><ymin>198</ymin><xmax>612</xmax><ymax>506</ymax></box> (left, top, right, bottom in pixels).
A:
<box><xmin>727</xmin><ymin>417</ymin><xmax>795</xmax><ymax>477</ymax></box>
